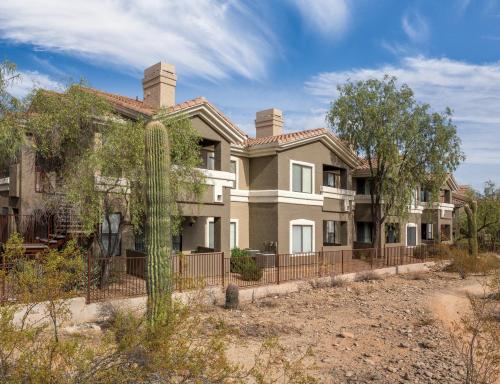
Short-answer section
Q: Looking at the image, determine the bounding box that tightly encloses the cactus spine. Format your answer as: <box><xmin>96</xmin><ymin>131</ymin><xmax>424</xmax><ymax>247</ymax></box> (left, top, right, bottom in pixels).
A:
<box><xmin>145</xmin><ymin>120</ymin><xmax>171</xmax><ymax>323</ymax></box>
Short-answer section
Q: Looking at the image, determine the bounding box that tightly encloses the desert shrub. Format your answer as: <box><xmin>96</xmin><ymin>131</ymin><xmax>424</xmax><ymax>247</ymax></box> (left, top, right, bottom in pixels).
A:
<box><xmin>451</xmin><ymin>276</ymin><xmax>500</xmax><ymax>384</ymax></box>
<box><xmin>445</xmin><ymin>249</ymin><xmax>499</xmax><ymax>279</ymax></box>
<box><xmin>475</xmin><ymin>253</ymin><xmax>500</xmax><ymax>276</ymax></box>
<box><xmin>331</xmin><ymin>275</ymin><xmax>349</xmax><ymax>287</ymax></box>
<box><xmin>354</xmin><ymin>271</ymin><xmax>384</xmax><ymax>282</ymax></box>
<box><xmin>240</xmin><ymin>259</ymin><xmax>263</xmax><ymax>281</ymax></box>
<box><xmin>428</xmin><ymin>243</ymin><xmax>453</xmax><ymax>259</ymax></box>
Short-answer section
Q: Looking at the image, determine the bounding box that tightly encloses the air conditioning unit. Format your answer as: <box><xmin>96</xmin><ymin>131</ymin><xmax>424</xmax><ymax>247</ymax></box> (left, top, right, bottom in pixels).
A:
<box><xmin>213</xmin><ymin>184</ymin><xmax>223</xmax><ymax>203</ymax></box>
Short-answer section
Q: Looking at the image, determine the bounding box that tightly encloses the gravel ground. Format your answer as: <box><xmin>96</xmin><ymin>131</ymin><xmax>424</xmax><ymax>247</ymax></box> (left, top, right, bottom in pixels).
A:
<box><xmin>212</xmin><ymin>271</ymin><xmax>488</xmax><ymax>383</ymax></box>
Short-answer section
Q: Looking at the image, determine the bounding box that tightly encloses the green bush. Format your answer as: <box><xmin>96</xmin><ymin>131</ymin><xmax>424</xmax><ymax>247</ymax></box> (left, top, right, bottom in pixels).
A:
<box><xmin>230</xmin><ymin>248</ymin><xmax>263</xmax><ymax>281</ymax></box>
<box><xmin>230</xmin><ymin>247</ymin><xmax>249</xmax><ymax>274</ymax></box>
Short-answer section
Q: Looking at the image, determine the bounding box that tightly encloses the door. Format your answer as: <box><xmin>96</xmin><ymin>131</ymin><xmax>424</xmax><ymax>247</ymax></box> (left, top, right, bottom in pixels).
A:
<box><xmin>407</xmin><ymin>226</ymin><xmax>417</xmax><ymax>247</ymax></box>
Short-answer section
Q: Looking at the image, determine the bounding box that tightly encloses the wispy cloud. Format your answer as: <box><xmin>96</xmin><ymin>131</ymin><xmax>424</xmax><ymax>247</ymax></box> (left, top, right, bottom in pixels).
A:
<box><xmin>401</xmin><ymin>10</ymin><xmax>429</xmax><ymax>43</ymax></box>
<box><xmin>7</xmin><ymin>70</ymin><xmax>63</xmax><ymax>98</ymax></box>
<box><xmin>0</xmin><ymin>0</ymin><xmax>275</xmax><ymax>81</ymax></box>
<box><xmin>305</xmin><ymin>56</ymin><xmax>500</xmax><ymax>176</ymax></box>
<box><xmin>289</xmin><ymin>0</ymin><xmax>350</xmax><ymax>37</ymax></box>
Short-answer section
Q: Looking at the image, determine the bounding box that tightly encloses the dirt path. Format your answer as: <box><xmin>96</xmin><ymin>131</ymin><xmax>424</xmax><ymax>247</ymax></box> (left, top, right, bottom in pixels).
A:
<box><xmin>428</xmin><ymin>279</ymin><xmax>485</xmax><ymax>330</ymax></box>
<box><xmin>210</xmin><ymin>271</ymin><xmax>489</xmax><ymax>383</ymax></box>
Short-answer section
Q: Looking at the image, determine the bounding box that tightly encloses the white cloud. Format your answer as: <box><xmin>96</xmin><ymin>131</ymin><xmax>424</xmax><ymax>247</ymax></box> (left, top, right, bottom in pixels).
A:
<box><xmin>290</xmin><ymin>0</ymin><xmax>349</xmax><ymax>36</ymax></box>
<box><xmin>7</xmin><ymin>70</ymin><xmax>63</xmax><ymax>98</ymax></box>
<box><xmin>402</xmin><ymin>10</ymin><xmax>429</xmax><ymax>43</ymax></box>
<box><xmin>0</xmin><ymin>0</ymin><xmax>274</xmax><ymax>81</ymax></box>
<box><xmin>305</xmin><ymin>56</ymin><xmax>500</xmax><ymax>174</ymax></box>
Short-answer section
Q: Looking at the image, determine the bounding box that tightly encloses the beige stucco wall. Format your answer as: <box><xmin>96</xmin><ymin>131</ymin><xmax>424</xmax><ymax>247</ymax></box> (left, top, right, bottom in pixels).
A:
<box><xmin>277</xmin><ymin>141</ymin><xmax>353</xmax><ymax>191</ymax></box>
<box><xmin>230</xmin><ymin>202</ymin><xmax>249</xmax><ymax>249</ymax></box>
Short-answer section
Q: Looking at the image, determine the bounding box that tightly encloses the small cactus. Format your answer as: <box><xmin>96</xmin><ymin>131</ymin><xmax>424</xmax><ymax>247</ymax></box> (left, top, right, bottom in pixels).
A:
<box><xmin>225</xmin><ymin>283</ymin><xmax>239</xmax><ymax>309</ymax></box>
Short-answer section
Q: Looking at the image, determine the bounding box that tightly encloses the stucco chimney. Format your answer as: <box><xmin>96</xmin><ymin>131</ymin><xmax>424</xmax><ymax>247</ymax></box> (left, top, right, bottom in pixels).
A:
<box><xmin>142</xmin><ymin>62</ymin><xmax>177</xmax><ymax>108</ymax></box>
<box><xmin>255</xmin><ymin>108</ymin><xmax>283</xmax><ymax>137</ymax></box>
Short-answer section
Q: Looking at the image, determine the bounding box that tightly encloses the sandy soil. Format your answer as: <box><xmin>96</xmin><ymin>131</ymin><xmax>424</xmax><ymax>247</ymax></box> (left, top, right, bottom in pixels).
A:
<box><xmin>210</xmin><ymin>271</ymin><xmax>492</xmax><ymax>383</ymax></box>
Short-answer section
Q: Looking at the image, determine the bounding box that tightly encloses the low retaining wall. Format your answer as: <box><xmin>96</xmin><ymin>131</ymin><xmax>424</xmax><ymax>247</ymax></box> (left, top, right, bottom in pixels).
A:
<box><xmin>13</xmin><ymin>261</ymin><xmax>441</xmax><ymax>326</ymax></box>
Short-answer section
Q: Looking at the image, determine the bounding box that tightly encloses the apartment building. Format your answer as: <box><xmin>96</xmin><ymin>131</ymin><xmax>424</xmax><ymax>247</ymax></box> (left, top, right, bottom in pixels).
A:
<box><xmin>0</xmin><ymin>61</ymin><xmax>459</xmax><ymax>256</ymax></box>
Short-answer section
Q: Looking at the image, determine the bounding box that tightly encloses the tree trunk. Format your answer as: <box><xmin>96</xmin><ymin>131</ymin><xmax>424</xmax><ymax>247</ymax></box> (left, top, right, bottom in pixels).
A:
<box><xmin>464</xmin><ymin>200</ymin><xmax>478</xmax><ymax>259</ymax></box>
<box><xmin>144</xmin><ymin>121</ymin><xmax>172</xmax><ymax>324</ymax></box>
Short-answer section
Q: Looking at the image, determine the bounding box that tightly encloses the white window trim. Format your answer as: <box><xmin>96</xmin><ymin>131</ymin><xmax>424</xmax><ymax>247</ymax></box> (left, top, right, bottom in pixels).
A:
<box><xmin>230</xmin><ymin>156</ymin><xmax>239</xmax><ymax>189</ymax></box>
<box><xmin>205</xmin><ymin>217</ymin><xmax>214</xmax><ymax>248</ymax></box>
<box><xmin>205</xmin><ymin>217</ymin><xmax>238</xmax><ymax>249</ymax></box>
<box><xmin>230</xmin><ymin>219</ymin><xmax>239</xmax><ymax>249</ymax></box>
<box><xmin>289</xmin><ymin>218</ymin><xmax>315</xmax><ymax>254</ymax></box>
<box><xmin>290</xmin><ymin>160</ymin><xmax>315</xmax><ymax>194</ymax></box>
<box><xmin>405</xmin><ymin>223</ymin><xmax>418</xmax><ymax>247</ymax></box>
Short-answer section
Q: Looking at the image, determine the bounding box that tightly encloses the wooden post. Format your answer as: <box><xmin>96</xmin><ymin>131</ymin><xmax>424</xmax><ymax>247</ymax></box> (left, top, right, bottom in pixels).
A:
<box><xmin>221</xmin><ymin>252</ymin><xmax>225</xmax><ymax>290</ymax></box>
<box><xmin>179</xmin><ymin>254</ymin><xmax>183</xmax><ymax>292</ymax></box>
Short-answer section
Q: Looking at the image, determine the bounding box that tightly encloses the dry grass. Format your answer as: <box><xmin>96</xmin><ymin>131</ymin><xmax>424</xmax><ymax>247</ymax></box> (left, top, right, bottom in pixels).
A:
<box><xmin>354</xmin><ymin>271</ymin><xmax>385</xmax><ymax>282</ymax></box>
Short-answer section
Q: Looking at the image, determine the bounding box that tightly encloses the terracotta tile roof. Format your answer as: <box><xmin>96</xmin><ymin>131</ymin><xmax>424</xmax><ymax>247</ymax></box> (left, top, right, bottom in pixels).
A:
<box><xmin>83</xmin><ymin>87</ymin><xmax>156</xmax><ymax>116</ymax></box>
<box><xmin>245</xmin><ymin>128</ymin><xmax>329</xmax><ymax>147</ymax></box>
<box><xmin>83</xmin><ymin>88</ymin><xmax>247</xmax><ymax>138</ymax></box>
<box><xmin>356</xmin><ymin>157</ymin><xmax>378</xmax><ymax>170</ymax></box>
<box><xmin>453</xmin><ymin>184</ymin><xmax>473</xmax><ymax>206</ymax></box>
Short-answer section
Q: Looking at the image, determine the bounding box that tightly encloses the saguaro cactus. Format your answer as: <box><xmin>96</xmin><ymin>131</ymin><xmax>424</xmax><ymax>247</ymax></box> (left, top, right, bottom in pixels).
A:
<box><xmin>465</xmin><ymin>200</ymin><xmax>478</xmax><ymax>259</ymax></box>
<box><xmin>145</xmin><ymin>120</ymin><xmax>172</xmax><ymax>323</ymax></box>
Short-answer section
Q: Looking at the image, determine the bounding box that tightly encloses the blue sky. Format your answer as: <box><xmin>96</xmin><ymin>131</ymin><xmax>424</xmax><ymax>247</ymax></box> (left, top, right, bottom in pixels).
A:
<box><xmin>1</xmin><ymin>0</ymin><xmax>499</xmax><ymax>190</ymax></box>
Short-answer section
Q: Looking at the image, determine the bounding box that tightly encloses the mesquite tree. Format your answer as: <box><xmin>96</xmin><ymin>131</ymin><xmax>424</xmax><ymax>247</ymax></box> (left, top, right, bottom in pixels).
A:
<box><xmin>327</xmin><ymin>76</ymin><xmax>464</xmax><ymax>248</ymax></box>
<box><xmin>145</xmin><ymin>121</ymin><xmax>172</xmax><ymax>322</ymax></box>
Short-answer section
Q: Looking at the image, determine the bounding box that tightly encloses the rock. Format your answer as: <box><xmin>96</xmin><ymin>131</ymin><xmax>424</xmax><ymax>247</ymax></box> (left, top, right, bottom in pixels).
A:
<box><xmin>338</xmin><ymin>331</ymin><xmax>355</xmax><ymax>339</ymax></box>
<box><xmin>345</xmin><ymin>371</ymin><xmax>354</xmax><ymax>377</ymax></box>
<box><xmin>402</xmin><ymin>372</ymin><xmax>411</xmax><ymax>380</ymax></box>
<box><xmin>424</xmin><ymin>371</ymin><xmax>433</xmax><ymax>378</ymax></box>
<box><xmin>387</xmin><ymin>366</ymin><xmax>398</xmax><ymax>373</ymax></box>
<box><xmin>399</xmin><ymin>342</ymin><xmax>410</xmax><ymax>348</ymax></box>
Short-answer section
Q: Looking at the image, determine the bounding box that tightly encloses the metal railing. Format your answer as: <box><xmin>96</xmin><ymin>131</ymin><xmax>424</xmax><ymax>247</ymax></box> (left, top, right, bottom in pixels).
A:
<box><xmin>1</xmin><ymin>245</ymin><xmax>432</xmax><ymax>305</ymax></box>
<box><xmin>84</xmin><ymin>245</ymin><xmax>431</xmax><ymax>303</ymax></box>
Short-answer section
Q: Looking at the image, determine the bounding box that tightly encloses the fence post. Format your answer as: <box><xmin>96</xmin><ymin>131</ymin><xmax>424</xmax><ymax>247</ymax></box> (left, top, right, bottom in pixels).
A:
<box><xmin>341</xmin><ymin>250</ymin><xmax>344</xmax><ymax>274</ymax></box>
<box><xmin>86</xmin><ymin>252</ymin><xmax>91</xmax><ymax>304</ymax></box>
<box><xmin>179</xmin><ymin>254</ymin><xmax>183</xmax><ymax>293</ymax></box>
<box><xmin>275</xmin><ymin>244</ymin><xmax>280</xmax><ymax>285</ymax></box>
<box><xmin>221</xmin><ymin>252</ymin><xmax>225</xmax><ymax>290</ymax></box>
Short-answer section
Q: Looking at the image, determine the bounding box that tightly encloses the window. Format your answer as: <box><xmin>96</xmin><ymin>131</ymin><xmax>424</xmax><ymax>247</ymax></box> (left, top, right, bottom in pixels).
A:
<box><xmin>206</xmin><ymin>152</ymin><xmax>215</xmax><ymax>170</ymax></box>
<box><xmin>356</xmin><ymin>222</ymin><xmax>372</xmax><ymax>244</ymax></box>
<box><xmin>323</xmin><ymin>170</ymin><xmax>341</xmax><ymax>188</ymax></box>
<box><xmin>421</xmin><ymin>223</ymin><xmax>433</xmax><ymax>240</ymax></box>
<box><xmin>101</xmin><ymin>213</ymin><xmax>121</xmax><ymax>256</ymax></box>
<box><xmin>292</xmin><ymin>163</ymin><xmax>313</xmax><ymax>193</ymax></box>
<box><xmin>292</xmin><ymin>225</ymin><xmax>313</xmax><ymax>253</ymax></box>
<box><xmin>385</xmin><ymin>223</ymin><xmax>400</xmax><ymax>243</ymax></box>
<box><xmin>356</xmin><ymin>178</ymin><xmax>370</xmax><ymax>195</ymax></box>
<box><xmin>230</xmin><ymin>221</ymin><xmax>237</xmax><ymax>249</ymax></box>
<box><xmin>323</xmin><ymin>220</ymin><xmax>343</xmax><ymax>246</ymax></box>
<box><xmin>420</xmin><ymin>189</ymin><xmax>430</xmax><ymax>203</ymax></box>
<box><xmin>229</xmin><ymin>160</ymin><xmax>237</xmax><ymax>189</ymax></box>
<box><xmin>406</xmin><ymin>224</ymin><xmax>417</xmax><ymax>246</ymax></box>
<box><xmin>208</xmin><ymin>220</ymin><xmax>214</xmax><ymax>249</ymax></box>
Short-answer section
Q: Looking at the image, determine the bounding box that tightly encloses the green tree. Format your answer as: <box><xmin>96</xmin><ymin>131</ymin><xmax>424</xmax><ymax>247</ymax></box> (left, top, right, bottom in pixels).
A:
<box><xmin>0</xmin><ymin>60</ymin><xmax>24</xmax><ymax>171</ymax></box>
<box><xmin>0</xmin><ymin>60</ymin><xmax>204</xmax><ymax>280</ymax></box>
<box><xmin>458</xmin><ymin>181</ymin><xmax>500</xmax><ymax>251</ymax></box>
<box><xmin>327</xmin><ymin>76</ymin><xmax>463</xmax><ymax>248</ymax></box>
